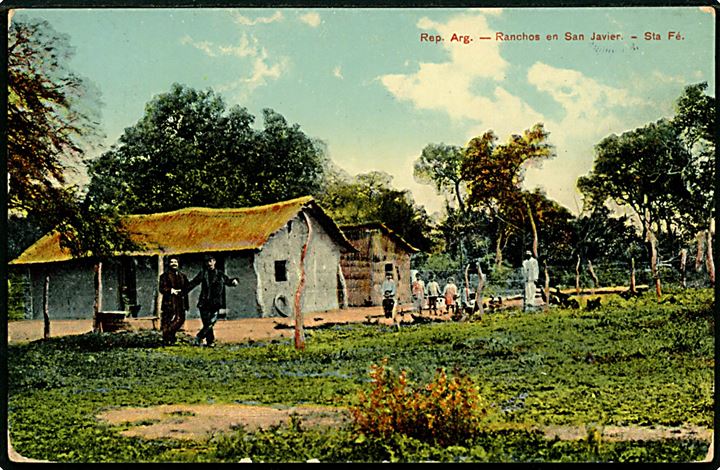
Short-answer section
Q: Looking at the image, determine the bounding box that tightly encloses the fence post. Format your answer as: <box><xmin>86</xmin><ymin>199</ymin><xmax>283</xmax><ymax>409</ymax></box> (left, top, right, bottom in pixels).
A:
<box><xmin>543</xmin><ymin>261</ymin><xmax>550</xmax><ymax>313</ymax></box>
<box><xmin>630</xmin><ymin>257</ymin><xmax>636</xmax><ymax>294</ymax></box>
<box><xmin>43</xmin><ymin>275</ymin><xmax>50</xmax><ymax>339</ymax></box>
<box><xmin>92</xmin><ymin>261</ymin><xmax>103</xmax><ymax>333</ymax></box>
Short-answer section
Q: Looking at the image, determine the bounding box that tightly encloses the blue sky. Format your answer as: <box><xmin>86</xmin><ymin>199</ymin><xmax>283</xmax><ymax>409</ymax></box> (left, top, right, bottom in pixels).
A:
<box><xmin>13</xmin><ymin>6</ymin><xmax>715</xmax><ymax>216</ymax></box>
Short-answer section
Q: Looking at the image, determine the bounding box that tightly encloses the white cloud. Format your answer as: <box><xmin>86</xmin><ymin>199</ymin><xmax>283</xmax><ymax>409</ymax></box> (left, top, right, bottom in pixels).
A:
<box><xmin>333</xmin><ymin>65</ymin><xmax>344</xmax><ymax>80</ymax></box>
<box><xmin>523</xmin><ymin>62</ymin><xmax>656</xmax><ymax>212</ymax></box>
<box><xmin>379</xmin><ymin>12</ymin><xmax>542</xmax><ymax>141</ymax></box>
<box><xmin>182</xmin><ymin>34</ymin><xmax>258</xmax><ymax>58</ymax></box>
<box><xmin>231</xmin><ymin>11</ymin><xmax>284</xmax><ymax>26</ymax></box>
<box><xmin>299</xmin><ymin>12</ymin><xmax>321</xmax><ymax>28</ymax></box>
<box><xmin>181</xmin><ymin>33</ymin><xmax>288</xmax><ymax>98</ymax></box>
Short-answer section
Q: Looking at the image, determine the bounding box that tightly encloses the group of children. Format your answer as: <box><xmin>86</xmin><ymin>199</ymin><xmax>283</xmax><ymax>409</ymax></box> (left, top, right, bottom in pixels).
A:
<box><xmin>411</xmin><ymin>273</ymin><xmax>463</xmax><ymax>316</ymax></box>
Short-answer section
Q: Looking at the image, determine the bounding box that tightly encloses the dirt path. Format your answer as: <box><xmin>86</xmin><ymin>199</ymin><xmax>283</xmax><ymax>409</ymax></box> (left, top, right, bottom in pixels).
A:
<box><xmin>95</xmin><ymin>402</ymin><xmax>712</xmax><ymax>446</ymax></box>
<box><xmin>7</xmin><ymin>304</ymin><xmax>465</xmax><ymax>344</ymax></box>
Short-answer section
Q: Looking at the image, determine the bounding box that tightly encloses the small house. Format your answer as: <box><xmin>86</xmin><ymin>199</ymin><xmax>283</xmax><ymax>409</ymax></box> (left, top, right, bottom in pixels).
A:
<box><xmin>10</xmin><ymin>196</ymin><xmax>356</xmax><ymax>320</ymax></box>
<box><xmin>339</xmin><ymin>222</ymin><xmax>419</xmax><ymax>307</ymax></box>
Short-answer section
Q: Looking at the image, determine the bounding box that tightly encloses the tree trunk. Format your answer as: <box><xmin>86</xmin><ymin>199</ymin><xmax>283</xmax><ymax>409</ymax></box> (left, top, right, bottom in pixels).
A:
<box><xmin>706</xmin><ymin>228</ymin><xmax>715</xmax><ymax>287</ymax></box>
<box><xmin>525</xmin><ymin>199</ymin><xmax>538</xmax><ymax>258</ymax></box>
<box><xmin>630</xmin><ymin>257</ymin><xmax>636</xmax><ymax>294</ymax></box>
<box><xmin>93</xmin><ymin>261</ymin><xmax>103</xmax><ymax>333</ymax></box>
<box><xmin>454</xmin><ymin>181</ymin><xmax>465</xmax><ymax>215</ymax></box>
<box><xmin>43</xmin><ymin>275</ymin><xmax>50</xmax><ymax>339</ymax></box>
<box><xmin>476</xmin><ymin>261</ymin><xmax>485</xmax><ymax>318</ymax></box>
<box><xmin>495</xmin><ymin>233</ymin><xmax>504</xmax><ymax>267</ymax></box>
<box><xmin>648</xmin><ymin>231</ymin><xmax>662</xmax><ymax>299</ymax></box>
<box><xmin>294</xmin><ymin>211</ymin><xmax>312</xmax><ymax>350</ymax></box>
<box><xmin>155</xmin><ymin>254</ymin><xmax>164</xmax><ymax>317</ymax></box>
<box><xmin>587</xmin><ymin>260</ymin><xmax>599</xmax><ymax>294</ymax></box>
<box><xmin>679</xmin><ymin>248</ymin><xmax>687</xmax><ymax>289</ymax></box>
<box><xmin>575</xmin><ymin>255</ymin><xmax>581</xmax><ymax>295</ymax></box>
<box><xmin>337</xmin><ymin>263</ymin><xmax>348</xmax><ymax>309</ymax></box>
<box><xmin>461</xmin><ymin>263</ymin><xmax>471</xmax><ymax>321</ymax></box>
<box><xmin>543</xmin><ymin>261</ymin><xmax>550</xmax><ymax>313</ymax></box>
<box><xmin>695</xmin><ymin>231</ymin><xmax>705</xmax><ymax>272</ymax></box>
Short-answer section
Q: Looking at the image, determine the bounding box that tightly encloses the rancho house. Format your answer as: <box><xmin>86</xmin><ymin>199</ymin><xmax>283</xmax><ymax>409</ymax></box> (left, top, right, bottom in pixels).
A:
<box><xmin>339</xmin><ymin>222</ymin><xmax>419</xmax><ymax>307</ymax></box>
<box><xmin>10</xmin><ymin>196</ymin><xmax>356</xmax><ymax>321</ymax></box>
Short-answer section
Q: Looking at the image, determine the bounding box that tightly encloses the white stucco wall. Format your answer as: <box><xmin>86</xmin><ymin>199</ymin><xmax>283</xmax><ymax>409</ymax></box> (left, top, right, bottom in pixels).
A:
<box><xmin>254</xmin><ymin>211</ymin><xmax>342</xmax><ymax>317</ymax></box>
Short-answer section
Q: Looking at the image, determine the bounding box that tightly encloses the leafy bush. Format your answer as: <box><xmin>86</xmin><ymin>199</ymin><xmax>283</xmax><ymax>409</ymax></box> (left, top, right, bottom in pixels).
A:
<box><xmin>349</xmin><ymin>359</ymin><xmax>491</xmax><ymax>446</ymax></box>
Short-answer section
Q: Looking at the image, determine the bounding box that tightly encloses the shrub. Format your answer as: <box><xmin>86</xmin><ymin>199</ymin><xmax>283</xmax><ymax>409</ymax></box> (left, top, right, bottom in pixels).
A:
<box><xmin>349</xmin><ymin>359</ymin><xmax>491</xmax><ymax>446</ymax></box>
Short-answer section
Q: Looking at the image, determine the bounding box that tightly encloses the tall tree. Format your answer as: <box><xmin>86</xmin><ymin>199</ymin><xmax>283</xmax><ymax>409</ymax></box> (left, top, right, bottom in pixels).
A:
<box><xmin>8</xmin><ymin>18</ymin><xmax>134</xmax><ymax>257</ymax></box>
<box><xmin>462</xmin><ymin>123</ymin><xmax>555</xmax><ymax>265</ymax></box>
<box><xmin>673</xmin><ymin>82</ymin><xmax>715</xmax><ymax>285</ymax></box>
<box><xmin>577</xmin><ymin>118</ymin><xmax>693</xmax><ymax>297</ymax></box>
<box><xmin>8</xmin><ymin>18</ymin><xmax>137</xmax><ymax>333</ymax></box>
<box><xmin>7</xmin><ymin>18</ymin><xmax>100</xmax><ymax>220</ymax></box>
<box><xmin>86</xmin><ymin>84</ymin><xmax>328</xmax><ymax>214</ymax></box>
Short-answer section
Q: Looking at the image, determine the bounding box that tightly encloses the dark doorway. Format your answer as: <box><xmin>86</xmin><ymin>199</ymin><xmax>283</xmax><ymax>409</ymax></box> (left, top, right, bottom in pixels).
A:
<box><xmin>119</xmin><ymin>257</ymin><xmax>139</xmax><ymax>315</ymax></box>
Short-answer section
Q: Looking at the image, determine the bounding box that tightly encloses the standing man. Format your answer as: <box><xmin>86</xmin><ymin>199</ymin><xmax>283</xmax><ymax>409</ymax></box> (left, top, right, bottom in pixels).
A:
<box><xmin>522</xmin><ymin>250</ymin><xmax>539</xmax><ymax>311</ymax></box>
<box><xmin>158</xmin><ymin>256</ymin><xmax>190</xmax><ymax>345</ymax></box>
<box><xmin>381</xmin><ymin>271</ymin><xmax>397</xmax><ymax>320</ymax></box>
<box><xmin>411</xmin><ymin>274</ymin><xmax>426</xmax><ymax>314</ymax></box>
<box><xmin>187</xmin><ymin>254</ymin><xmax>239</xmax><ymax>347</ymax></box>
<box><xmin>426</xmin><ymin>274</ymin><xmax>441</xmax><ymax>316</ymax></box>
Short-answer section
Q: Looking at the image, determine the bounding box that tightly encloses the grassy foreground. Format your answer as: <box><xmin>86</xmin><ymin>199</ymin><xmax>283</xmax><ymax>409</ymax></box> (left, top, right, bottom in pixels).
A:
<box><xmin>7</xmin><ymin>288</ymin><xmax>714</xmax><ymax>463</ymax></box>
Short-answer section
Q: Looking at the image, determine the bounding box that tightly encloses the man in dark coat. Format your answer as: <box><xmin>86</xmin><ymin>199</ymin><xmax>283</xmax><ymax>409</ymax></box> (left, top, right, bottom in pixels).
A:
<box><xmin>158</xmin><ymin>256</ymin><xmax>190</xmax><ymax>345</ymax></box>
<box><xmin>187</xmin><ymin>254</ymin><xmax>239</xmax><ymax>347</ymax></box>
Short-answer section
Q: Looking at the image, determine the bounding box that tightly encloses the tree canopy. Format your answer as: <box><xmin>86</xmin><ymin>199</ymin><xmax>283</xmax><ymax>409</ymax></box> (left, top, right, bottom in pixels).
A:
<box><xmin>86</xmin><ymin>83</ymin><xmax>329</xmax><ymax>214</ymax></box>
<box><xmin>462</xmin><ymin>123</ymin><xmax>555</xmax><ymax>264</ymax></box>
<box><xmin>8</xmin><ymin>18</ymin><xmax>135</xmax><ymax>258</ymax></box>
<box><xmin>315</xmin><ymin>170</ymin><xmax>433</xmax><ymax>252</ymax></box>
<box><xmin>414</xmin><ymin>143</ymin><xmax>467</xmax><ymax>213</ymax></box>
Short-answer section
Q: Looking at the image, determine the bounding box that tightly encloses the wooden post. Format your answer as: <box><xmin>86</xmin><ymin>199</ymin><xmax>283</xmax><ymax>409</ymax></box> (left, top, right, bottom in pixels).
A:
<box><xmin>679</xmin><ymin>248</ymin><xmax>687</xmax><ymax>289</ymax></box>
<box><xmin>92</xmin><ymin>261</ymin><xmax>103</xmax><ymax>333</ymax></box>
<box><xmin>294</xmin><ymin>212</ymin><xmax>312</xmax><ymax>350</ymax></box>
<box><xmin>575</xmin><ymin>255</ymin><xmax>581</xmax><ymax>296</ymax></box>
<box><xmin>43</xmin><ymin>275</ymin><xmax>50</xmax><ymax>339</ymax></box>
<box><xmin>587</xmin><ymin>259</ymin><xmax>599</xmax><ymax>295</ymax></box>
<box><xmin>630</xmin><ymin>257</ymin><xmax>636</xmax><ymax>294</ymax></box>
<box><xmin>706</xmin><ymin>228</ymin><xmax>715</xmax><ymax>287</ymax></box>
<box><xmin>337</xmin><ymin>263</ymin><xmax>348</xmax><ymax>309</ymax></box>
<box><xmin>543</xmin><ymin>261</ymin><xmax>550</xmax><ymax>313</ymax></box>
<box><xmin>155</xmin><ymin>254</ymin><xmax>164</xmax><ymax>317</ymax></box>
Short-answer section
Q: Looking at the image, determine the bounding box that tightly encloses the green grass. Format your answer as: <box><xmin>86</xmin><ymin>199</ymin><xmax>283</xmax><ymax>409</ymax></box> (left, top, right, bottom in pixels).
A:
<box><xmin>7</xmin><ymin>288</ymin><xmax>714</xmax><ymax>463</ymax></box>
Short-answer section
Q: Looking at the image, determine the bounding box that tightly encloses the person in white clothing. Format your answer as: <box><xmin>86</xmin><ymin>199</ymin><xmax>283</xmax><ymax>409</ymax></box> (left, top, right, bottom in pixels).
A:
<box><xmin>426</xmin><ymin>274</ymin><xmax>441</xmax><ymax>315</ymax></box>
<box><xmin>522</xmin><ymin>250</ymin><xmax>539</xmax><ymax>311</ymax></box>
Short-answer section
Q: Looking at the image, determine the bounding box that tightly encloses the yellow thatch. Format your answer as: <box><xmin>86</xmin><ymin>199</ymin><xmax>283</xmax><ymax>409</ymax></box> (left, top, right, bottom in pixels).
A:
<box><xmin>11</xmin><ymin>196</ymin><xmax>355</xmax><ymax>265</ymax></box>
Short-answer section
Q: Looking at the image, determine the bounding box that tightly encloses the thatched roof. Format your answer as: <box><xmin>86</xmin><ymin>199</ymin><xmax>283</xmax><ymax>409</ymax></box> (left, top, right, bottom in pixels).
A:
<box><xmin>339</xmin><ymin>222</ymin><xmax>420</xmax><ymax>254</ymax></box>
<box><xmin>11</xmin><ymin>196</ymin><xmax>356</xmax><ymax>265</ymax></box>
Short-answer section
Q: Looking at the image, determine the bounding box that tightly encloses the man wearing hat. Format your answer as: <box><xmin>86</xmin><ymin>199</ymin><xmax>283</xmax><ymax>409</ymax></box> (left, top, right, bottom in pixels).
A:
<box><xmin>187</xmin><ymin>254</ymin><xmax>239</xmax><ymax>347</ymax></box>
<box><xmin>158</xmin><ymin>255</ymin><xmax>190</xmax><ymax>345</ymax></box>
<box><xmin>521</xmin><ymin>250</ymin><xmax>539</xmax><ymax>311</ymax></box>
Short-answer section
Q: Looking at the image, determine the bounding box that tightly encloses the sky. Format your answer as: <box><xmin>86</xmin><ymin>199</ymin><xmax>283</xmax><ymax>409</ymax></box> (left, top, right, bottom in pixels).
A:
<box><xmin>12</xmin><ymin>6</ymin><xmax>716</xmax><ymax>217</ymax></box>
